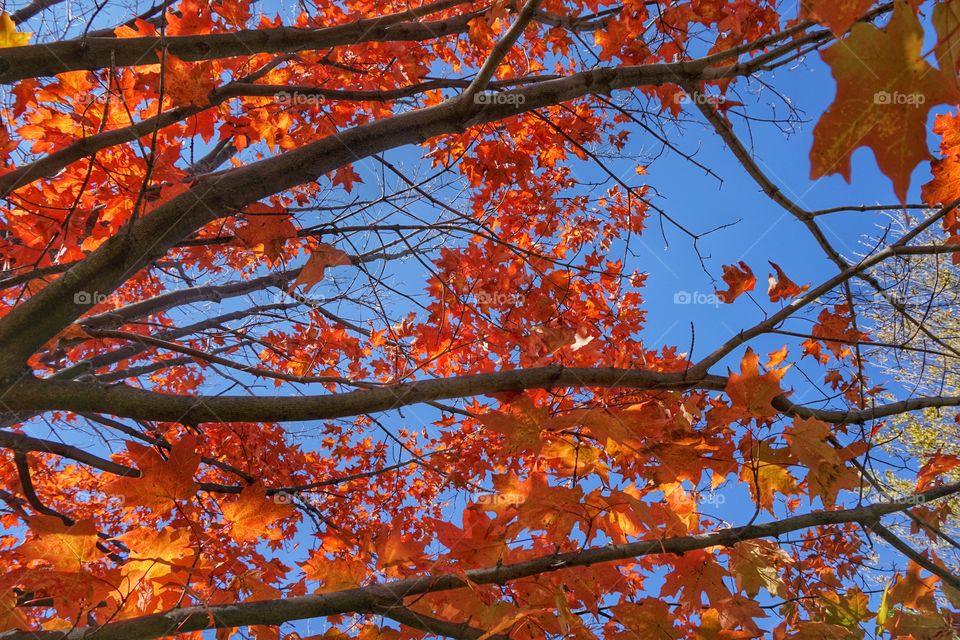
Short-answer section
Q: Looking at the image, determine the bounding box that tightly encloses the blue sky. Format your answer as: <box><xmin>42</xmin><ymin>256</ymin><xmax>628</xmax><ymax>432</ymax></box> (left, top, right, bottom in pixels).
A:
<box><xmin>8</xmin><ymin>0</ymin><xmax>957</xmax><ymax>634</ymax></box>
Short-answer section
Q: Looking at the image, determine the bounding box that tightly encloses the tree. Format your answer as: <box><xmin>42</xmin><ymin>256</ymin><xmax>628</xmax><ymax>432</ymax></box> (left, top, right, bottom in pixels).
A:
<box><xmin>862</xmin><ymin>217</ymin><xmax>960</xmax><ymax>530</ymax></box>
<box><xmin>4</xmin><ymin>0</ymin><xmax>960</xmax><ymax>637</ymax></box>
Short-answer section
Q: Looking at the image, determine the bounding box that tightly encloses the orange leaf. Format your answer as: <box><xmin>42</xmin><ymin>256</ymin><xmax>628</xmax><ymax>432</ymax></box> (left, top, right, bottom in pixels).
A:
<box><xmin>222</xmin><ymin>482</ymin><xmax>294</xmax><ymax>543</ymax></box>
<box><xmin>800</xmin><ymin>0</ymin><xmax>873</xmax><ymax>37</ymax></box>
<box><xmin>160</xmin><ymin>53</ymin><xmax>216</xmax><ymax>107</ymax></box>
<box><xmin>109</xmin><ymin>435</ymin><xmax>200</xmax><ymax>511</ymax></box>
<box><xmin>917</xmin><ymin>453</ymin><xmax>960</xmax><ymax>491</ymax></box>
<box><xmin>293</xmin><ymin>243</ymin><xmax>352</xmax><ymax>291</ymax></box>
<box><xmin>300</xmin><ymin>556</ymin><xmax>367</xmax><ymax>593</ymax></box>
<box><xmin>726</xmin><ymin>348</ymin><xmax>790</xmax><ymax>418</ymax></box>
<box><xmin>331</xmin><ymin>165</ymin><xmax>363</xmax><ymax>193</ymax></box>
<box><xmin>375</xmin><ymin>528</ymin><xmax>424</xmax><ymax>570</ymax></box>
<box><xmin>767</xmin><ymin>261</ymin><xmax>809</xmax><ymax>302</ymax></box>
<box><xmin>18</xmin><ymin>516</ymin><xmax>101</xmax><ymax>571</ymax></box>
<box><xmin>233</xmin><ymin>206</ymin><xmax>296</xmax><ymax>264</ymax></box>
<box><xmin>0</xmin><ymin>587</ymin><xmax>27</xmax><ymax>632</ymax></box>
<box><xmin>716</xmin><ymin>261</ymin><xmax>756</xmax><ymax>304</ymax></box>
<box><xmin>811</xmin><ymin>1</ymin><xmax>953</xmax><ymax>202</ymax></box>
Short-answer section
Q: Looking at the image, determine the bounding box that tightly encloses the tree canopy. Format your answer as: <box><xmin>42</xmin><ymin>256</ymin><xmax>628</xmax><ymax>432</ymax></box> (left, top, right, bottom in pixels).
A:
<box><xmin>2</xmin><ymin>0</ymin><xmax>960</xmax><ymax>638</ymax></box>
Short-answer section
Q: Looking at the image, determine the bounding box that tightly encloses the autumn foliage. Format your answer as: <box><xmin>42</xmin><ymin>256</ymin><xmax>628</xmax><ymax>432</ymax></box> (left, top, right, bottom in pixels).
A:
<box><xmin>2</xmin><ymin>0</ymin><xmax>960</xmax><ymax>639</ymax></box>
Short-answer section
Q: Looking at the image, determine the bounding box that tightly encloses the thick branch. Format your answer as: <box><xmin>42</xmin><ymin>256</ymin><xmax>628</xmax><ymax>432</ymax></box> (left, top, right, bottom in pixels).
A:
<box><xmin>0</xmin><ymin>0</ymin><xmax>473</xmax><ymax>84</ymax></box>
<box><xmin>374</xmin><ymin>604</ymin><xmax>507</xmax><ymax>640</ymax></box>
<box><xmin>3</xmin><ymin>480</ymin><xmax>958</xmax><ymax>640</ymax></box>
<box><xmin>0</xmin><ymin>429</ymin><xmax>139</xmax><ymax>476</ymax></box>
<box><xmin>3</xmin><ymin>367</ymin><xmax>726</xmax><ymax>423</ymax></box>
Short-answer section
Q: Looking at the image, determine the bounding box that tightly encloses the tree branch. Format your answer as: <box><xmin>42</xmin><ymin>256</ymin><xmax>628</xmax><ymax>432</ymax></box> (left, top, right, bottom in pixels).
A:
<box><xmin>4</xmin><ymin>480</ymin><xmax>958</xmax><ymax>640</ymax></box>
<box><xmin>0</xmin><ymin>0</ymin><xmax>474</xmax><ymax>84</ymax></box>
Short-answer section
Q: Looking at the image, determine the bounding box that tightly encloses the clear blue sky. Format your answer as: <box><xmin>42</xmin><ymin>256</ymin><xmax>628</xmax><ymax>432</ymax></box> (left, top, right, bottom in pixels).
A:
<box><xmin>10</xmin><ymin>1</ymin><xmax>952</xmax><ymax>634</ymax></box>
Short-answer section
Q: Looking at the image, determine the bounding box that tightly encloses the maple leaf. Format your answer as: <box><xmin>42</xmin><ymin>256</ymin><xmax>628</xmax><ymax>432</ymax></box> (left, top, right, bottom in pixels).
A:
<box><xmin>802</xmin><ymin>305</ymin><xmax>867</xmax><ymax>363</ymax></box>
<box><xmin>0</xmin><ymin>587</ymin><xmax>27</xmax><ymax>632</ymax></box>
<box><xmin>429</xmin><ymin>506</ymin><xmax>508</xmax><ymax>565</ymax></box>
<box><xmin>916</xmin><ymin>453</ymin><xmax>960</xmax><ymax>491</ymax></box>
<box><xmin>0</xmin><ymin>12</ymin><xmax>30</xmax><ymax>48</ymax></box>
<box><xmin>293</xmin><ymin>243</ymin><xmax>352</xmax><ymax>292</ymax></box>
<box><xmin>18</xmin><ymin>516</ymin><xmax>101</xmax><ymax>571</ymax></box>
<box><xmin>800</xmin><ymin>0</ymin><xmax>873</xmax><ymax>37</ymax></box>
<box><xmin>740</xmin><ymin>438</ymin><xmax>798</xmax><ymax>512</ymax></box>
<box><xmin>728</xmin><ymin>540</ymin><xmax>791</xmax><ymax>598</ymax></box>
<box><xmin>331</xmin><ymin>165</ymin><xmax>364</xmax><ymax>193</ymax></box>
<box><xmin>725</xmin><ymin>348</ymin><xmax>789</xmax><ymax>418</ymax></box>
<box><xmin>300</xmin><ymin>556</ymin><xmax>367</xmax><ymax>593</ymax></box>
<box><xmin>609</xmin><ymin>599</ymin><xmax>679</xmax><ymax>639</ymax></box>
<box><xmin>821</xmin><ymin>588</ymin><xmax>873</xmax><ymax>628</ymax></box>
<box><xmin>935</xmin><ymin>0</ymin><xmax>960</xmax><ymax>94</ymax></box>
<box><xmin>786</xmin><ymin>417</ymin><xmax>858</xmax><ymax>506</ymax></box>
<box><xmin>811</xmin><ymin>1</ymin><xmax>954</xmax><ymax>202</ymax></box>
<box><xmin>108</xmin><ymin>435</ymin><xmax>200</xmax><ymax>511</ymax></box>
<box><xmin>233</xmin><ymin>206</ymin><xmax>296</xmax><ymax>264</ymax></box>
<box><xmin>117</xmin><ymin>528</ymin><xmax>193</xmax><ymax>582</ymax></box>
<box><xmin>785</xmin><ymin>417</ymin><xmax>839</xmax><ymax>469</ymax></box>
<box><xmin>716</xmin><ymin>261</ymin><xmax>756</xmax><ymax>303</ymax></box>
<box><xmin>662</xmin><ymin>550</ymin><xmax>732</xmax><ymax>611</ymax></box>
<box><xmin>375</xmin><ymin>527</ymin><xmax>424</xmax><ymax>571</ymax></box>
<box><xmin>767</xmin><ymin>261</ymin><xmax>809</xmax><ymax>302</ymax></box>
<box><xmin>221</xmin><ymin>482</ymin><xmax>294</xmax><ymax>543</ymax></box>
<box><xmin>477</xmin><ymin>396</ymin><xmax>549</xmax><ymax>454</ymax></box>
<box><xmin>160</xmin><ymin>53</ymin><xmax>216</xmax><ymax>107</ymax></box>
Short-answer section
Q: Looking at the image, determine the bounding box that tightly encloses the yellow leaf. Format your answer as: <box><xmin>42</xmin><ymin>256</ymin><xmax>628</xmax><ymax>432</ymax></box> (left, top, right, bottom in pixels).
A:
<box><xmin>0</xmin><ymin>13</ymin><xmax>31</xmax><ymax>48</ymax></box>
